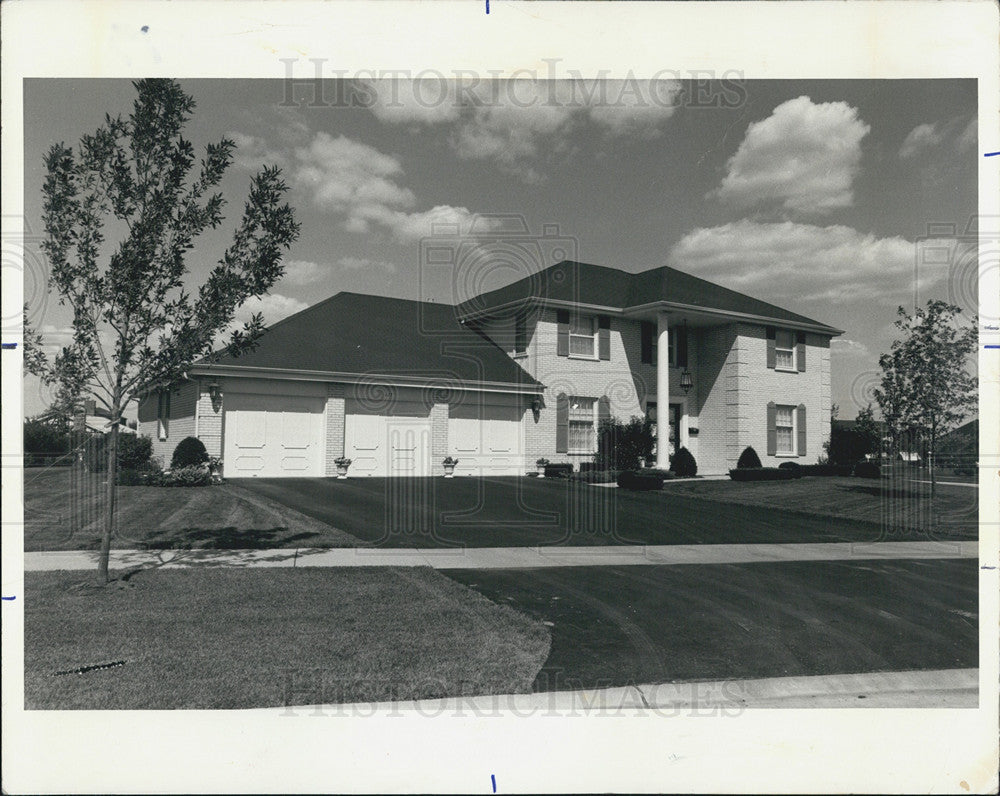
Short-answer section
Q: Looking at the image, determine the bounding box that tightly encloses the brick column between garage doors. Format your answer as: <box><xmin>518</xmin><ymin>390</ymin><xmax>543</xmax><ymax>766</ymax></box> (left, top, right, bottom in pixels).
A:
<box><xmin>430</xmin><ymin>402</ymin><xmax>448</xmax><ymax>459</ymax></box>
<box><xmin>325</xmin><ymin>384</ymin><xmax>346</xmax><ymax>476</ymax></box>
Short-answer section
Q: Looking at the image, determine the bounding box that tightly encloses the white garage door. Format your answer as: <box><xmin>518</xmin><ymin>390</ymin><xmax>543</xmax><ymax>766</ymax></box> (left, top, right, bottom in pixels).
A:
<box><xmin>449</xmin><ymin>399</ymin><xmax>524</xmax><ymax>476</ymax></box>
<box><xmin>224</xmin><ymin>392</ymin><xmax>325</xmax><ymax>477</ymax></box>
<box><xmin>345</xmin><ymin>400</ymin><xmax>431</xmax><ymax>477</ymax></box>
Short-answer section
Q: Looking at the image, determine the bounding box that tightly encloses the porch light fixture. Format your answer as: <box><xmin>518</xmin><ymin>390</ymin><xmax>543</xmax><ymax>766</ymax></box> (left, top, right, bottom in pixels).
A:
<box><xmin>679</xmin><ymin>320</ymin><xmax>693</xmax><ymax>393</ymax></box>
<box><xmin>679</xmin><ymin>368</ymin><xmax>693</xmax><ymax>394</ymax></box>
<box><xmin>531</xmin><ymin>397</ymin><xmax>542</xmax><ymax>422</ymax></box>
<box><xmin>208</xmin><ymin>380</ymin><xmax>222</xmax><ymax>412</ymax></box>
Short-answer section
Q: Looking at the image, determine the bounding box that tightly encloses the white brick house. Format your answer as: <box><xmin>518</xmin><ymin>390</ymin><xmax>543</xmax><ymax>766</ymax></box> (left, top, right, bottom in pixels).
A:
<box><xmin>138</xmin><ymin>260</ymin><xmax>841</xmax><ymax>477</ymax></box>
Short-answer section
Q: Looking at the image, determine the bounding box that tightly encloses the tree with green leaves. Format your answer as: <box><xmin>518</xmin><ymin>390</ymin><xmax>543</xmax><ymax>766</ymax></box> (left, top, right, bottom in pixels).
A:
<box><xmin>873</xmin><ymin>300</ymin><xmax>977</xmax><ymax>497</ymax></box>
<box><xmin>24</xmin><ymin>79</ymin><xmax>300</xmax><ymax>584</ymax></box>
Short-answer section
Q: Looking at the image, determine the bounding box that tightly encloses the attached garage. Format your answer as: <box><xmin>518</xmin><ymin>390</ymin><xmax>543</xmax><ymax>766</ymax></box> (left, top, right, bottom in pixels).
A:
<box><xmin>344</xmin><ymin>395</ymin><xmax>433</xmax><ymax>477</ymax></box>
<box><xmin>448</xmin><ymin>395</ymin><xmax>525</xmax><ymax>476</ymax></box>
<box><xmin>223</xmin><ymin>386</ymin><xmax>326</xmax><ymax>478</ymax></box>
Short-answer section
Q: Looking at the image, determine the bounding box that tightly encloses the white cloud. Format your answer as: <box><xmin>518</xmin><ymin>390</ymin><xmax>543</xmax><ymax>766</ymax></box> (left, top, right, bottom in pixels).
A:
<box><xmin>956</xmin><ymin>118</ymin><xmax>977</xmax><ymax>151</ymax></box>
<box><xmin>337</xmin><ymin>256</ymin><xmax>397</xmax><ymax>273</ymax></box>
<box><xmin>364</xmin><ymin>79</ymin><xmax>681</xmax><ymax>182</ymax></box>
<box><xmin>281</xmin><ymin>259</ymin><xmax>328</xmax><ymax>285</ymax></box>
<box><xmin>830</xmin><ymin>338</ymin><xmax>871</xmax><ymax>358</ymax></box>
<box><xmin>231</xmin><ymin>293</ymin><xmax>309</xmax><ymax>328</ymax></box>
<box><xmin>899</xmin><ymin>123</ymin><xmax>945</xmax><ymax>159</ymax></box>
<box><xmin>716</xmin><ymin>96</ymin><xmax>870</xmax><ymax>216</ymax></box>
<box><xmin>668</xmin><ymin>220</ymin><xmax>955</xmax><ymax>305</ymax></box>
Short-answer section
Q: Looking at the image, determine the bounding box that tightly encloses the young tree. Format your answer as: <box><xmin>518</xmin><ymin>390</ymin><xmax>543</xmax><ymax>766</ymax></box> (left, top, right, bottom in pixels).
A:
<box><xmin>872</xmin><ymin>301</ymin><xmax>977</xmax><ymax>498</ymax></box>
<box><xmin>24</xmin><ymin>79</ymin><xmax>300</xmax><ymax>583</ymax></box>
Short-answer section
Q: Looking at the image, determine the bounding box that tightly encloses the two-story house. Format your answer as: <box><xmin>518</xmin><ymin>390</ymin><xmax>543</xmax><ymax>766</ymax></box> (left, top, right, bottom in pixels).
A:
<box><xmin>138</xmin><ymin>260</ymin><xmax>842</xmax><ymax>477</ymax></box>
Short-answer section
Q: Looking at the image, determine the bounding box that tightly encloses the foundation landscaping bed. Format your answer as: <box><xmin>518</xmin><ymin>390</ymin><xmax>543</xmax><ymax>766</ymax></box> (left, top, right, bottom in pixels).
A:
<box><xmin>24</xmin><ymin>566</ymin><xmax>551</xmax><ymax>709</ymax></box>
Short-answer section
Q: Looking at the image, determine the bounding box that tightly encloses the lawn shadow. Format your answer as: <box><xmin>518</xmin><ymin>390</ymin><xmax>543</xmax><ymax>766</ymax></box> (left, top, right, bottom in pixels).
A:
<box><xmin>137</xmin><ymin>526</ymin><xmax>320</xmax><ymax>550</ymax></box>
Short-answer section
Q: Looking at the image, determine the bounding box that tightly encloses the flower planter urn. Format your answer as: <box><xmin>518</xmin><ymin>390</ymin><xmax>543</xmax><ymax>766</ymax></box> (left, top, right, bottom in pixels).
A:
<box><xmin>442</xmin><ymin>458</ymin><xmax>458</xmax><ymax>478</ymax></box>
<box><xmin>535</xmin><ymin>459</ymin><xmax>549</xmax><ymax>478</ymax></box>
<box><xmin>334</xmin><ymin>458</ymin><xmax>352</xmax><ymax>479</ymax></box>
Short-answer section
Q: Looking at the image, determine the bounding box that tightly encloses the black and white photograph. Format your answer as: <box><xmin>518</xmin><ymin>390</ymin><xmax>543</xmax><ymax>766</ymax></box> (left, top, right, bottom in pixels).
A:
<box><xmin>3</xmin><ymin>2</ymin><xmax>997</xmax><ymax>793</ymax></box>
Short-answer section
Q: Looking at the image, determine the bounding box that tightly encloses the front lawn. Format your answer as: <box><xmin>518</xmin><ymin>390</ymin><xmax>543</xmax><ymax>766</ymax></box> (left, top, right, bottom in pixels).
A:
<box><xmin>25</xmin><ymin>567</ymin><xmax>551</xmax><ymax>709</ymax></box>
<box><xmin>665</xmin><ymin>476</ymin><xmax>977</xmax><ymax>536</ymax></box>
<box><xmin>24</xmin><ymin>467</ymin><xmax>364</xmax><ymax>551</ymax></box>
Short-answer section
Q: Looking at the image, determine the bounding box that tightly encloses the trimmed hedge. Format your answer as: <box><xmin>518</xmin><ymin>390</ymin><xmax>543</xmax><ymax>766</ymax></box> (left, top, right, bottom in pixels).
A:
<box><xmin>669</xmin><ymin>446</ymin><xmax>697</xmax><ymax>477</ymax></box>
<box><xmin>569</xmin><ymin>469</ymin><xmax>620</xmax><ymax>484</ymax></box>
<box><xmin>737</xmin><ymin>446</ymin><xmax>762</xmax><ymax>469</ymax></box>
<box><xmin>777</xmin><ymin>461</ymin><xmax>803</xmax><ymax>478</ymax></box>
<box><xmin>728</xmin><ymin>467</ymin><xmax>796</xmax><ymax>481</ymax></box>
<box><xmin>617</xmin><ymin>470</ymin><xmax>666</xmax><ymax>490</ymax></box>
<box><xmin>171</xmin><ymin>436</ymin><xmax>209</xmax><ymax>469</ymax></box>
<box><xmin>800</xmin><ymin>464</ymin><xmax>854</xmax><ymax>477</ymax></box>
<box><xmin>167</xmin><ymin>464</ymin><xmax>212</xmax><ymax>487</ymax></box>
<box><xmin>544</xmin><ymin>463</ymin><xmax>574</xmax><ymax>479</ymax></box>
<box><xmin>852</xmin><ymin>461</ymin><xmax>881</xmax><ymax>479</ymax></box>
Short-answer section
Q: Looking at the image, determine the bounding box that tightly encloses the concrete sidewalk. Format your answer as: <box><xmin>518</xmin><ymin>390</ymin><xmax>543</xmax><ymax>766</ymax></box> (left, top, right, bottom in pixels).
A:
<box><xmin>270</xmin><ymin>668</ymin><xmax>979</xmax><ymax>714</ymax></box>
<box><xmin>24</xmin><ymin>539</ymin><xmax>978</xmax><ymax>572</ymax></box>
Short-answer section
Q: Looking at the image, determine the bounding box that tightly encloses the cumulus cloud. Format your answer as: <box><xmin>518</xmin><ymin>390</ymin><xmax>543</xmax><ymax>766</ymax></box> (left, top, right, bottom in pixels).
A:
<box><xmin>900</xmin><ymin>118</ymin><xmax>977</xmax><ymax>159</ymax></box>
<box><xmin>364</xmin><ymin>79</ymin><xmax>682</xmax><ymax>182</ymax></box>
<box><xmin>231</xmin><ymin>293</ymin><xmax>309</xmax><ymax>328</ymax></box>
<box><xmin>899</xmin><ymin>123</ymin><xmax>946</xmax><ymax>159</ymax></box>
<box><xmin>337</xmin><ymin>256</ymin><xmax>397</xmax><ymax>273</ymax></box>
<box><xmin>830</xmin><ymin>338</ymin><xmax>871</xmax><ymax>358</ymax></box>
<box><xmin>667</xmin><ymin>220</ymin><xmax>957</xmax><ymax>305</ymax></box>
<box><xmin>716</xmin><ymin>96</ymin><xmax>870</xmax><ymax>216</ymax></box>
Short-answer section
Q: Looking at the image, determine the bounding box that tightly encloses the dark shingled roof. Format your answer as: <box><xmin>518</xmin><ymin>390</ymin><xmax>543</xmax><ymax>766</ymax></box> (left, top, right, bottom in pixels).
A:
<box><xmin>459</xmin><ymin>260</ymin><xmax>839</xmax><ymax>332</ymax></box>
<box><xmin>201</xmin><ymin>292</ymin><xmax>542</xmax><ymax>389</ymax></box>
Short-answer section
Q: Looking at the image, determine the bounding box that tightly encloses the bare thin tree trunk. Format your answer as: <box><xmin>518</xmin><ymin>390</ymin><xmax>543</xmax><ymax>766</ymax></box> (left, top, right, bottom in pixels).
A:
<box><xmin>97</xmin><ymin>413</ymin><xmax>119</xmax><ymax>585</ymax></box>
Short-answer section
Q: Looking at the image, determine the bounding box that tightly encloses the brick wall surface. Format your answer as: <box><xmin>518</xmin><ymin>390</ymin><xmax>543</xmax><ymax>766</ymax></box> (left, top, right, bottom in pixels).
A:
<box><xmin>324</xmin><ymin>383</ymin><xmax>346</xmax><ymax>476</ymax></box>
<box><xmin>137</xmin><ymin>380</ymin><xmax>199</xmax><ymax>468</ymax></box>
<box><xmin>430</xmin><ymin>402</ymin><xmax>449</xmax><ymax>458</ymax></box>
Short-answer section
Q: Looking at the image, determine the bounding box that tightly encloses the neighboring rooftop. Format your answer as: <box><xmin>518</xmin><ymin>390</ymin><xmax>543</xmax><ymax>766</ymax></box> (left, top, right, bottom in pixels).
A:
<box><xmin>199</xmin><ymin>292</ymin><xmax>542</xmax><ymax>389</ymax></box>
<box><xmin>458</xmin><ymin>260</ymin><xmax>842</xmax><ymax>333</ymax></box>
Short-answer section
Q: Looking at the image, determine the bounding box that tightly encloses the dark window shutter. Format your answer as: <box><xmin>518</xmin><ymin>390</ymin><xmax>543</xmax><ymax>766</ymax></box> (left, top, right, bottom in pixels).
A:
<box><xmin>555</xmin><ymin>392</ymin><xmax>569</xmax><ymax>453</ymax></box>
<box><xmin>676</xmin><ymin>326</ymin><xmax>688</xmax><ymax>368</ymax></box>
<box><xmin>598</xmin><ymin>395</ymin><xmax>611</xmax><ymax>424</ymax></box>
<box><xmin>514</xmin><ymin>315</ymin><xmax>527</xmax><ymax>354</ymax></box>
<box><xmin>766</xmin><ymin>326</ymin><xmax>776</xmax><ymax>369</ymax></box>
<box><xmin>796</xmin><ymin>331</ymin><xmax>806</xmax><ymax>372</ymax></box>
<box><xmin>641</xmin><ymin>321</ymin><xmax>654</xmax><ymax>364</ymax></box>
<box><xmin>556</xmin><ymin>310</ymin><xmax>570</xmax><ymax>357</ymax></box>
<box><xmin>598</xmin><ymin>315</ymin><xmax>611</xmax><ymax>360</ymax></box>
<box><xmin>766</xmin><ymin>401</ymin><xmax>777</xmax><ymax>456</ymax></box>
<box><xmin>797</xmin><ymin>404</ymin><xmax>807</xmax><ymax>456</ymax></box>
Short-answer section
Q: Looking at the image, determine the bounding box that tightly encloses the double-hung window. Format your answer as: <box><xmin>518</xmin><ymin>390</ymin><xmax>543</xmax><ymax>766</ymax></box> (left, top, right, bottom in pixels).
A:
<box><xmin>569</xmin><ymin>315</ymin><xmax>596</xmax><ymax>358</ymax></box>
<box><xmin>775</xmin><ymin>330</ymin><xmax>795</xmax><ymax>370</ymax></box>
<box><xmin>775</xmin><ymin>404</ymin><xmax>795</xmax><ymax>454</ymax></box>
<box><xmin>568</xmin><ymin>397</ymin><xmax>596</xmax><ymax>453</ymax></box>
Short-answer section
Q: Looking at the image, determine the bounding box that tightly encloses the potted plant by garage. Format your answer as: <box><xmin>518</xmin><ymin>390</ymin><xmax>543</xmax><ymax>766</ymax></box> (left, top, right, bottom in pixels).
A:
<box><xmin>442</xmin><ymin>456</ymin><xmax>459</xmax><ymax>478</ymax></box>
<box><xmin>208</xmin><ymin>456</ymin><xmax>224</xmax><ymax>484</ymax></box>
<box><xmin>334</xmin><ymin>456</ymin><xmax>352</xmax><ymax>479</ymax></box>
<box><xmin>535</xmin><ymin>457</ymin><xmax>550</xmax><ymax>477</ymax></box>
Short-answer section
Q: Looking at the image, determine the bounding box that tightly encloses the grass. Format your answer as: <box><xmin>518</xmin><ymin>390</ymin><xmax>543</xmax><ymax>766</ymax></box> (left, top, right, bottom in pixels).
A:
<box><xmin>24</xmin><ymin>566</ymin><xmax>551</xmax><ymax>709</ymax></box>
<box><xmin>24</xmin><ymin>467</ymin><xmax>364</xmax><ymax>551</ymax></box>
<box><xmin>664</xmin><ymin>476</ymin><xmax>978</xmax><ymax>535</ymax></box>
<box><xmin>449</xmin><ymin>558</ymin><xmax>979</xmax><ymax>690</ymax></box>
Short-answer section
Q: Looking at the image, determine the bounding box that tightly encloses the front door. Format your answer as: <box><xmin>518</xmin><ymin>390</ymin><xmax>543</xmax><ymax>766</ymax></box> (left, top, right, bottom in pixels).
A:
<box><xmin>667</xmin><ymin>403</ymin><xmax>682</xmax><ymax>455</ymax></box>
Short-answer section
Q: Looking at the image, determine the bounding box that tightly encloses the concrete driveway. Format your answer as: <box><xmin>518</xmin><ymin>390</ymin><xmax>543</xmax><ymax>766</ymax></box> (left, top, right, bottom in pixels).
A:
<box><xmin>232</xmin><ymin>475</ymin><xmax>971</xmax><ymax>549</ymax></box>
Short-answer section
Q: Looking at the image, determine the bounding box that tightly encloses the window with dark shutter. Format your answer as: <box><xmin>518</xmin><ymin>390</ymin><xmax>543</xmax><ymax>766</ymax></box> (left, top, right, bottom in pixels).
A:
<box><xmin>598</xmin><ymin>315</ymin><xmax>611</xmax><ymax>360</ymax></box>
<box><xmin>641</xmin><ymin>321</ymin><xmax>654</xmax><ymax>364</ymax></box>
<box><xmin>797</xmin><ymin>404</ymin><xmax>807</xmax><ymax>455</ymax></box>
<box><xmin>555</xmin><ymin>392</ymin><xmax>569</xmax><ymax>452</ymax></box>
<box><xmin>796</xmin><ymin>331</ymin><xmax>806</xmax><ymax>372</ymax></box>
<box><xmin>766</xmin><ymin>401</ymin><xmax>777</xmax><ymax>456</ymax></box>
<box><xmin>556</xmin><ymin>310</ymin><xmax>570</xmax><ymax>357</ymax></box>
<box><xmin>766</xmin><ymin>326</ymin><xmax>777</xmax><ymax>370</ymax></box>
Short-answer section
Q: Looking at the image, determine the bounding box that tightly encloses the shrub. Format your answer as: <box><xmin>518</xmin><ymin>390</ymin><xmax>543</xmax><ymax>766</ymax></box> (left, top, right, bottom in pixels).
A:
<box><xmin>728</xmin><ymin>467</ymin><xmax>796</xmax><ymax>482</ymax></box>
<box><xmin>117</xmin><ymin>463</ymin><xmax>164</xmax><ymax>486</ymax></box>
<box><xmin>24</xmin><ymin>418</ymin><xmax>71</xmax><ymax>456</ymax></box>
<box><xmin>544</xmin><ymin>463</ymin><xmax>574</xmax><ymax>479</ymax></box>
<box><xmin>953</xmin><ymin>463</ymin><xmax>976</xmax><ymax>477</ymax></box>
<box><xmin>669</xmin><ymin>446</ymin><xmax>697</xmax><ymax>477</ymax></box>
<box><xmin>595</xmin><ymin>416</ymin><xmax>654</xmax><ymax>472</ymax></box>
<box><xmin>800</xmin><ymin>463</ymin><xmax>854</xmax><ymax>477</ymax></box>
<box><xmin>165</xmin><ymin>464</ymin><xmax>212</xmax><ymax>487</ymax></box>
<box><xmin>617</xmin><ymin>470</ymin><xmax>666</xmax><ymax>490</ymax></box>
<box><xmin>117</xmin><ymin>434</ymin><xmax>154</xmax><ymax>470</ymax></box>
<box><xmin>569</xmin><ymin>469</ymin><xmax>620</xmax><ymax>484</ymax></box>
<box><xmin>852</xmin><ymin>461</ymin><xmax>881</xmax><ymax>479</ymax></box>
<box><xmin>737</xmin><ymin>446</ymin><xmax>762</xmax><ymax>469</ymax></box>
<box><xmin>777</xmin><ymin>461</ymin><xmax>803</xmax><ymax>478</ymax></box>
<box><xmin>171</xmin><ymin>436</ymin><xmax>209</xmax><ymax>469</ymax></box>
<box><xmin>81</xmin><ymin>434</ymin><xmax>109</xmax><ymax>472</ymax></box>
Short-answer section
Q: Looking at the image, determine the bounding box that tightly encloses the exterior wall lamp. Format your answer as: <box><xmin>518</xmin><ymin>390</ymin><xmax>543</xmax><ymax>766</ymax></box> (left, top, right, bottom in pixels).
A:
<box><xmin>679</xmin><ymin>368</ymin><xmax>693</xmax><ymax>394</ymax></box>
<box><xmin>531</xmin><ymin>397</ymin><xmax>542</xmax><ymax>422</ymax></box>
<box><xmin>208</xmin><ymin>381</ymin><xmax>223</xmax><ymax>413</ymax></box>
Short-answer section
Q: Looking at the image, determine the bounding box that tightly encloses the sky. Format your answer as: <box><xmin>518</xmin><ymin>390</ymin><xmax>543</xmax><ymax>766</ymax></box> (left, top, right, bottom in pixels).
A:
<box><xmin>21</xmin><ymin>78</ymin><xmax>979</xmax><ymax>420</ymax></box>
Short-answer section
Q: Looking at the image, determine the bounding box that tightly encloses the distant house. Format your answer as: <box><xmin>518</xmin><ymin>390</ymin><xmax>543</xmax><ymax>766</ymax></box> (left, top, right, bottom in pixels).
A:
<box><xmin>139</xmin><ymin>260</ymin><xmax>843</xmax><ymax>477</ymax></box>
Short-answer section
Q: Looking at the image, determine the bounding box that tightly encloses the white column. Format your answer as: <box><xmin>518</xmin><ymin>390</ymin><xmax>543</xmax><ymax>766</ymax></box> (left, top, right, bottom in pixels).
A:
<box><xmin>656</xmin><ymin>311</ymin><xmax>671</xmax><ymax>469</ymax></box>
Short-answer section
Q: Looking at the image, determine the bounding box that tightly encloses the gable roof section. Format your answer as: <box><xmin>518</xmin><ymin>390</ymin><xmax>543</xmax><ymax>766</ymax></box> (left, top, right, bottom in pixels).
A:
<box><xmin>459</xmin><ymin>260</ymin><xmax>841</xmax><ymax>333</ymax></box>
<box><xmin>197</xmin><ymin>292</ymin><xmax>542</xmax><ymax>391</ymax></box>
